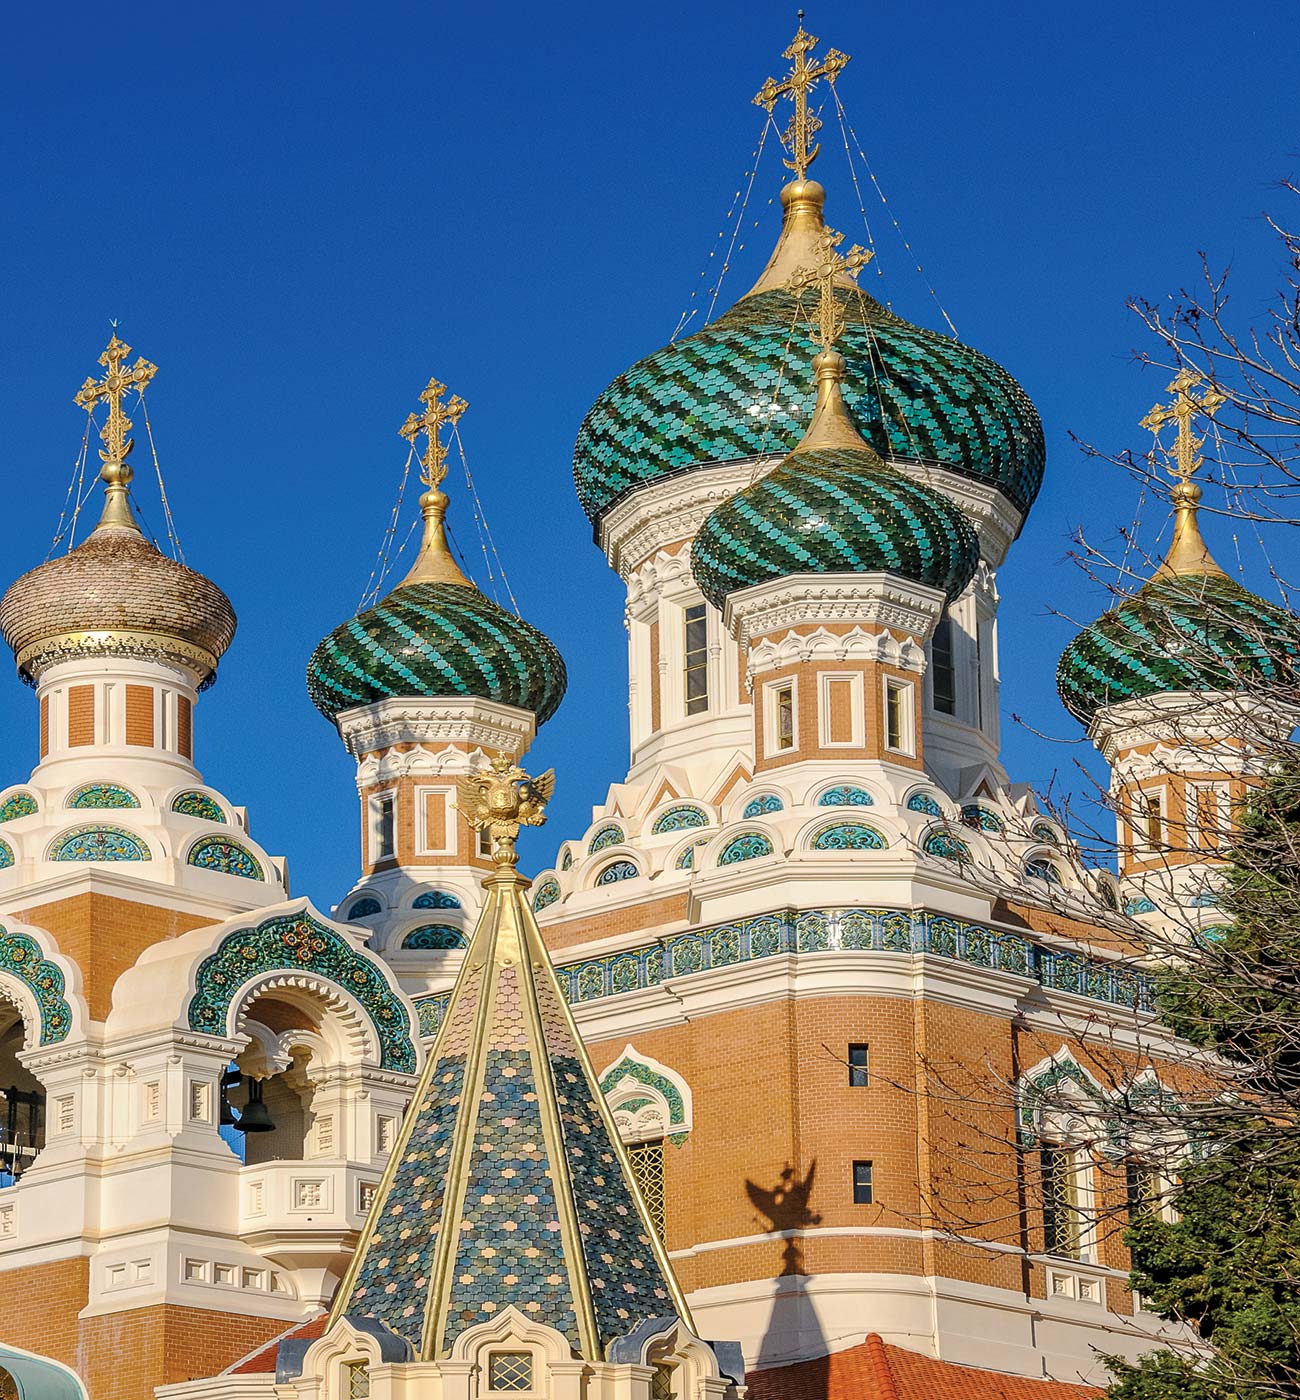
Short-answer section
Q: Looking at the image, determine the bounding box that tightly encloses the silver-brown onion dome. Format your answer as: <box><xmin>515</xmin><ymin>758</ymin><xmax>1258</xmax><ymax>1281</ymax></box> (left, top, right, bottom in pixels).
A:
<box><xmin>0</xmin><ymin>509</ymin><xmax>236</xmax><ymax>688</ymax></box>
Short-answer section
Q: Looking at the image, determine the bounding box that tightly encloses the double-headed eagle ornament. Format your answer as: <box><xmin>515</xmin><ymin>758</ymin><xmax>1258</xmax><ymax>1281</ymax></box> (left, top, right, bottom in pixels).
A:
<box><xmin>456</xmin><ymin>755</ymin><xmax>555</xmax><ymax>865</ymax></box>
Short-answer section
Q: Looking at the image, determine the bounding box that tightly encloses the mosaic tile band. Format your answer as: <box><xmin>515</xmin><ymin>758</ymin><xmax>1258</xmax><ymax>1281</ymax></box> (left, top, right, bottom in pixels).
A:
<box><xmin>0</xmin><ymin>928</ymin><xmax>72</xmax><ymax>1044</ymax></box>
<box><xmin>413</xmin><ymin>905</ymin><xmax>1154</xmax><ymax>1038</ymax></box>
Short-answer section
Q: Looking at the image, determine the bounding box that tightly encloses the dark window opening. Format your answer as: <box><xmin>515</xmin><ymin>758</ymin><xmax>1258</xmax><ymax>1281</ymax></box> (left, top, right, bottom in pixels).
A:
<box><xmin>852</xmin><ymin>1159</ymin><xmax>874</xmax><ymax>1204</ymax></box>
<box><xmin>848</xmin><ymin>1044</ymin><xmax>869</xmax><ymax>1088</ymax></box>
<box><xmin>684</xmin><ymin>604</ymin><xmax>709</xmax><ymax>716</ymax></box>
<box><xmin>931</xmin><ymin>616</ymin><xmax>956</xmax><ymax>715</ymax></box>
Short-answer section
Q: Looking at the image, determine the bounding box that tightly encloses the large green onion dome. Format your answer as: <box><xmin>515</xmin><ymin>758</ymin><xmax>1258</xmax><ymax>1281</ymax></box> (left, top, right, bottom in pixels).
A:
<box><xmin>307</xmin><ymin>490</ymin><xmax>567</xmax><ymax>725</ymax></box>
<box><xmin>574</xmin><ymin>182</ymin><xmax>1044</xmax><ymax>531</ymax></box>
<box><xmin>691</xmin><ymin>349</ymin><xmax>980</xmax><ymax>609</ymax></box>
<box><xmin>1057</xmin><ymin>572</ymin><xmax>1300</xmax><ymax>726</ymax></box>
<box><xmin>1057</xmin><ymin>480</ymin><xmax>1300</xmax><ymax>725</ymax></box>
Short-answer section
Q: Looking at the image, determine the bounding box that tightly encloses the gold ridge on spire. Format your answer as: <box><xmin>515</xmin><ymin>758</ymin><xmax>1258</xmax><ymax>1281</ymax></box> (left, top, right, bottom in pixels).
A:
<box><xmin>754</xmin><ymin>19</ymin><xmax>851</xmax><ymax>180</ymax></box>
<box><xmin>786</xmin><ymin>226</ymin><xmax>877</xmax><ymax>455</ymax></box>
<box><xmin>1140</xmin><ymin>368</ymin><xmax>1228</xmax><ymax>580</ymax></box>
<box><xmin>73</xmin><ymin>334</ymin><xmax>157</xmax><ymax>534</ymax></box>
<box><xmin>395</xmin><ymin>376</ymin><xmax>475</xmax><ymax>591</ymax></box>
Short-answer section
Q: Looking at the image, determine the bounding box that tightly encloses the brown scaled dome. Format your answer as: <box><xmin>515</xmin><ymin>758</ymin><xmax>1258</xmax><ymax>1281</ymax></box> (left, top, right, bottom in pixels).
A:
<box><xmin>0</xmin><ymin>512</ymin><xmax>237</xmax><ymax>689</ymax></box>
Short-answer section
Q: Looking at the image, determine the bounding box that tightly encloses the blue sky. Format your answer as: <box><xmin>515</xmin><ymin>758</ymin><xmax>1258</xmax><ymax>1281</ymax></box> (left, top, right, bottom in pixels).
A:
<box><xmin>3</xmin><ymin>1</ymin><xmax>1298</xmax><ymax>905</ymax></box>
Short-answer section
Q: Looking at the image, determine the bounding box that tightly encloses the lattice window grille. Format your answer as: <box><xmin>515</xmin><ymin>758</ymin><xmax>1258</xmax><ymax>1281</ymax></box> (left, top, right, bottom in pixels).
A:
<box><xmin>488</xmin><ymin>1352</ymin><xmax>534</xmax><ymax>1392</ymax></box>
<box><xmin>627</xmin><ymin>1137</ymin><xmax>667</xmax><ymax>1242</ymax></box>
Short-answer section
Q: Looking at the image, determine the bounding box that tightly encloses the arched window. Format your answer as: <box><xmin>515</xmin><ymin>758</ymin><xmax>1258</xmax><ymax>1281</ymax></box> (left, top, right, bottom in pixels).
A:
<box><xmin>0</xmin><ymin>1011</ymin><xmax>44</xmax><ymax>1185</ymax></box>
<box><xmin>347</xmin><ymin>896</ymin><xmax>383</xmax><ymax>920</ymax></box>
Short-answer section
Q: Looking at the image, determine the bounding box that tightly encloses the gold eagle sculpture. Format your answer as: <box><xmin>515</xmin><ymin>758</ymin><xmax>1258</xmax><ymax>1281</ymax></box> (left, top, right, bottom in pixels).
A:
<box><xmin>456</xmin><ymin>755</ymin><xmax>555</xmax><ymax>864</ymax></box>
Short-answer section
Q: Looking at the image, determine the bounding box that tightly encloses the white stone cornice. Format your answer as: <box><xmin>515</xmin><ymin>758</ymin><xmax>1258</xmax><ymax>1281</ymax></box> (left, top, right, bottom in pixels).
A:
<box><xmin>1091</xmin><ymin>691</ymin><xmax>1297</xmax><ymax>767</ymax></box>
<box><xmin>724</xmin><ymin>573</ymin><xmax>946</xmax><ymax>650</ymax></box>
<box><xmin>626</xmin><ymin>549</ymin><xmax>695</xmax><ymax>621</ymax></box>
<box><xmin>601</xmin><ymin>457</ymin><xmax>781</xmax><ymax>579</ymax></box>
<box><xmin>746</xmin><ymin>624</ymin><xmax>927</xmax><ymax>680</ymax></box>
<box><xmin>337</xmin><ymin>696</ymin><xmax>536</xmax><ymax>761</ymax></box>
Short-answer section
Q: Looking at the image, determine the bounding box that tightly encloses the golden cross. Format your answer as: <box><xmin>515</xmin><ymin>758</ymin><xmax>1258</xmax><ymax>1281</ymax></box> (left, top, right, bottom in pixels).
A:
<box><xmin>753</xmin><ymin>21</ymin><xmax>851</xmax><ymax>180</ymax></box>
<box><xmin>1139</xmin><ymin>368</ymin><xmax>1226</xmax><ymax>483</ymax></box>
<box><xmin>787</xmin><ymin>226</ymin><xmax>873</xmax><ymax>352</ymax></box>
<box><xmin>398</xmin><ymin>377</ymin><xmax>469</xmax><ymax>489</ymax></box>
<box><xmin>73</xmin><ymin>335</ymin><xmax>158</xmax><ymax>481</ymax></box>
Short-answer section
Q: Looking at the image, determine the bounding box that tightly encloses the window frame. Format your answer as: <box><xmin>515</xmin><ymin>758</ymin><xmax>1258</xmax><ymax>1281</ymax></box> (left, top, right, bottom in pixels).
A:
<box><xmin>762</xmin><ymin>677</ymin><xmax>798</xmax><ymax>756</ymax></box>
<box><xmin>930</xmin><ymin>615</ymin><xmax>957</xmax><ymax>716</ymax></box>
<box><xmin>851</xmin><ymin>1158</ymin><xmax>874</xmax><ymax>1205</ymax></box>
<box><xmin>882</xmin><ymin>677</ymin><xmax>916</xmax><ymax>756</ymax></box>
<box><xmin>683</xmin><ymin>603</ymin><xmax>710</xmax><ymax>717</ymax></box>
<box><xmin>369</xmin><ymin>789</ymin><xmax>397</xmax><ymax>865</ymax></box>
<box><xmin>847</xmin><ymin>1044</ymin><xmax>869</xmax><ymax>1088</ymax></box>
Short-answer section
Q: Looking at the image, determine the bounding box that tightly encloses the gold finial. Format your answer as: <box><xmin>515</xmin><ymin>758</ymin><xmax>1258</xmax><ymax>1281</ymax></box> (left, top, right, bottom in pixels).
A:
<box><xmin>1139</xmin><ymin>368</ymin><xmax>1228</xmax><ymax>580</ymax></box>
<box><xmin>786</xmin><ymin>226</ymin><xmax>877</xmax><ymax>454</ymax></box>
<box><xmin>456</xmin><ymin>756</ymin><xmax>555</xmax><ymax>872</ymax></box>
<box><xmin>754</xmin><ymin>21</ymin><xmax>850</xmax><ymax>181</ymax></box>
<box><xmin>394</xmin><ymin>376</ymin><xmax>475</xmax><ymax>591</ymax></box>
<box><xmin>73</xmin><ymin>334</ymin><xmax>158</xmax><ymax>534</ymax></box>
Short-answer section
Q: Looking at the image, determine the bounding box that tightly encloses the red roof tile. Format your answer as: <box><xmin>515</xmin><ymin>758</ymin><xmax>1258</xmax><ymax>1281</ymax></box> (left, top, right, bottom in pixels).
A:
<box><xmin>746</xmin><ymin>1334</ymin><xmax>1101</xmax><ymax>1400</ymax></box>
<box><xmin>226</xmin><ymin>1314</ymin><xmax>329</xmax><ymax>1374</ymax></box>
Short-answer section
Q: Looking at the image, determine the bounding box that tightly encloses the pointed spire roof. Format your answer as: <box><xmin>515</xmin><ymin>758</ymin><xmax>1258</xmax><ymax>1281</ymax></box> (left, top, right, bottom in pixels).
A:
<box><xmin>330</xmin><ymin>759</ymin><xmax>690</xmax><ymax>1358</ymax></box>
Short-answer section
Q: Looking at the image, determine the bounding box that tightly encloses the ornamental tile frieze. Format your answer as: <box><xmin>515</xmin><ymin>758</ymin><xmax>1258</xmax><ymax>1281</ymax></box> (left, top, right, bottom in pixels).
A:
<box><xmin>412</xmin><ymin>906</ymin><xmax>1154</xmax><ymax>1038</ymax></box>
<box><xmin>0</xmin><ymin>928</ymin><xmax>73</xmax><ymax>1044</ymax></box>
<box><xmin>187</xmin><ymin>911</ymin><xmax>417</xmax><ymax>1072</ymax></box>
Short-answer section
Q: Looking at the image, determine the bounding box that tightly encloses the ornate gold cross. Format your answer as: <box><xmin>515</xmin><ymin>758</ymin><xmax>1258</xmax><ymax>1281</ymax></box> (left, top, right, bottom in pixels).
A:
<box><xmin>754</xmin><ymin>21</ymin><xmax>851</xmax><ymax>180</ymax></box>
<box><xmin>73</xmin><ymin>335</ymin><xmax>158</xmax><ymax>480</ymax></box>
<box><xmin>1139</xmin><ymin>368</ymin><xmax>1225</xmax><ymax>483</ymax></box>
<box><xmin>399</xmin><ymin>377</ymin><xmax>469</xmax><ymax>489</ymax></box>
<box><xmin>788</xmin><ymin>226</ymin><xmax>873</xmax><ymax>352</ymax></box>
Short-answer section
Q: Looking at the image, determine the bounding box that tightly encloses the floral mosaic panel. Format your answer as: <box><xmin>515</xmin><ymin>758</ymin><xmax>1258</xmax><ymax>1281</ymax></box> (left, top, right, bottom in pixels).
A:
<box><xmin>906</xmin><ymin>791</ymin><xmax>943</xmax><ymax>817</ymax></box>
<box><xmin>0</xmin><ymin>793</ymin><xmax>37</xmax><ymax>823</ymax></box>
<box><xmin>66</xmin><ymin>783</ymin><xmax>139</xmax><ymax>810</ymax></box>
<box><xmin>348</xmin><ymin>896</ymin><xmax>383</xmax><ymax>920</ymax></box>
<box><xmin>817</xmin><ymin>786</ymin><xmax>874</xmax><ymax>807</ymax></box>
<box><xmin>1031</xmin><ymin>822</ymin><xmax>1059</xmax><ymax>846</ymax></box>
<box><xmin>960</xmin><ymin>804</ymin><xmax>1004</xmax><ymax>834</ymax></box>
<box><xmin>401</xmin><ymin>924</ymin><xmax>466</xmax><ymax>951</ymax></box>
<box><xmin>651</xmin><ymin>805</ymin><xmax>709</xmax><ymax>834</ymax></box>
<box><xmin>560</xmin><ymin>848</ymin><xmax>573</xmax><ymax>871</ymax></box>
<box><xmin>187</xmin><ymin>911</ymin><xmax>416</xmax><ymax>1073</ymax></box>
<box><xmin>718</xmin><ymin>833</ymin><xmax>773</xmax><ymax>865</ymax></box>
<box><xmin>923</xmin><ymin>829</ymin><xmax>970</xmax><ymax>863</ymax></box>
<box><xmin>533</xmin><ymin>878</ymin><xmax>561</xmax><ymax>912</ymax></box>
<box><xmin>742</xmin><ymin>794</ymin><xmax>783</xmax><ymax>818</ymax></box>
<box><xmin>413</xmin><ymin>889</ymin><xmax>461</xmax><ymax>910</ymax></box>
<box><xmin>171</xmin><ymin>791</ymin><xmax>227</xmax><ymax>822</ymax></box>
<box><xmin>811</xmin><ymin>822</ymin><xmax>886</xmax><ymax>852</ymax></box>
<box><xmin>596</xmin><ymin>861</ymin><xmax>638</xmax><ymax>886</ymax></box>
<box><xmin>674</xmin><ymin>839</ymin><xmax>710</xmax><ymax>870</ymax></box>
<box><xmin>188</xmin><ymin>837</ymin><xmax>264</xmax><ymax>881</ymax></box>
<box><xmin>598</xmin><ymin>1056</ymin><xmax>690</xmax><ymax>1146</ymax></box>
<box><xmin>588</xmin><ymin>823</ymin><xmax>624</xmax><ymax>854</ymax></box>
<box><xmin>50</xmin><ymin>826</ymin><xmax>150</xmax><ymax>862</ymax></box>
<box><xmin>0</xmin><ymin>841</ymin><xmax>12</xmax><ymax>871</ymax></box>
<box><xmin>0</xmin><ymin>928</ymin><xmax>72</xmax><ymax>1043</ymax></box>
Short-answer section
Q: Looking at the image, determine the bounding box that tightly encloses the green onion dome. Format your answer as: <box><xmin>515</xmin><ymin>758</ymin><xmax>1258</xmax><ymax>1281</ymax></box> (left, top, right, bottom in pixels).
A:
<box><xmin>574</xmin><ymin>185</ymin><xmax>1043</xmax><ymax>531</ymax></box>
<box><xmin>1057</xmin><ymin>571</ymin><xmax>1300</xmax><ymax>727</ymax></box>
<box><xmin>691</xmin><ymin>348</ymin><xmax>980</xmax><ymax>609</ymax></box>
<box><xmin>307</xmin><ymin>491</ymin><xmax>567</xmax><ymax>726</ymax></box>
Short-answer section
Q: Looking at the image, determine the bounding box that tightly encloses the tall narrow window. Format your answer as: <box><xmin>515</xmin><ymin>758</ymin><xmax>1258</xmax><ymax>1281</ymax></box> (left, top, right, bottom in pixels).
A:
<box><xmin>848</xmin><ymin>1044</ymin><xmax>869</xmax><ymax>1087</ymax></box>
<box><xmin>627</xmin><ymin>1137</ymin><xmax>667</xmax><ymax>1242</ymax></box>
<box><xmin>375</xmin><ymin>796</ymin><xmax>396</xmax><ymax>861</ymax></box>
<box><xmin>776</xmin><ymin>685</ymin><xmax>795</xmax><ymax>751</ymax></box>
<box><xmin>852</xmin><ymin>1159</ymin><xmax>874</xmax><ymax>1204</ymax></box>
<box><xmin>1041</xmin><ymin>1145</ymin><xmax>1086</xmax><ymax>1259</ymax></box>
<box><xmin>683</xmin><ymin>604</ymin><xmax>709</xmax><ymax>716</ymax></box>
<box><xmin>930</xmin><ymin>616</ymin><xmax>956</xmax><ymax>715</ymax></box>
<box><xmin>884</xmin><ymin>679</ymin><xmax>913</xmax><ymax>754</ymax></box>
<box><xmin>1140</xmin><ymin>792</ymin><xmax>1163</xmax><ymax>850</ymax></box>
<box><xmin>1125</xmin><ymin>1160</ymin><xmax>1160</xmax><ymax>1220</ymax></box>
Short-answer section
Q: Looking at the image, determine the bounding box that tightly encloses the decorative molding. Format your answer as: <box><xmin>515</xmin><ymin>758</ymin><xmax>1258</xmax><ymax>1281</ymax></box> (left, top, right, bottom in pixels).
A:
<box><xmin>0</xmin><ymin>927</ymin><xmax>74</xmax><ymax>1045</ymax></box>
<box><xmin>338</xmin><ymin>696</ymin><xmax>536</xmax><ymax>763</ymax></box>
<box><xmin>746</xmin><ymin>624</ymin><xmax>927</xmax><ymax>682</ymax></box>
<box><xmin>186</xmin><ymin>910</ymin><xmax>417</xmax><ymax>1072</ymax></box>
<box><xmin>1092</xmin><ymin>692</ymin><xmax>1295</xmax><ymax>767</ymax></box>
<box><xmin>599</xmin><ymin>1047</ymin><xmax>693</xmax><ymax>1146</ymax></box>
<box><xmin>724</xmin><ymin>573</ymin><xmax>946</xmax><ymax>651</ymax></box>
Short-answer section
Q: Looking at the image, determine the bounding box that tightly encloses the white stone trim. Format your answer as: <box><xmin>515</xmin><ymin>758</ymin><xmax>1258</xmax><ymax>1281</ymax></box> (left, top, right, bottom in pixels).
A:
<box><xmin>725</xmin><ymin>574</ymin><xmax>945</xmax><ymax>651</ymax></box>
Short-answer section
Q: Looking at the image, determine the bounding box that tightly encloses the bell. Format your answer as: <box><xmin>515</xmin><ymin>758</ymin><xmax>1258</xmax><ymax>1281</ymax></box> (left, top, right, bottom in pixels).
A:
<box><xmin>235</xmin><ymin>1076</ymin><xmax>276</xmax><ymax>1134</ymax></box>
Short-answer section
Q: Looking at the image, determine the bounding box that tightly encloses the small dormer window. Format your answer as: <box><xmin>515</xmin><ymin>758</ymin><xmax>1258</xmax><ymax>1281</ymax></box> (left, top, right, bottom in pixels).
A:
<box><xmin>344</xmin><ymin>1361</ymin><xmax>370</xmax><ymax>1399</ymax></box>
<box><xmin>488</xmin><ymin>1352</ymin><xmax>533</xmax><ymax>1392</ymax></box>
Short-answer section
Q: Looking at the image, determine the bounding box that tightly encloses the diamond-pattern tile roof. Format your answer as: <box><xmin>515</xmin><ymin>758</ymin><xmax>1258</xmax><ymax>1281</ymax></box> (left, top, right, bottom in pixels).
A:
<box><xmin>1057</xmin><ymin>572</ymin><xmax>1300</xmax><ymax>725</ymax></box>
<box><xmin>574</xmin><ymin>287</ymin><xmax>1044</xmax><ymax>528</ymax></box>
<box><xmin>331</xmin><ymin>860</ymin><xmax>689</xmax><ymax>1359</ymax></box>
<box><xmin>307</xmin><ymin>580</ymin><xmax>567</xmax><ymax>725</ymax></box>
<box><xmin>690</xmin><ymin>445</ymin><xmax>980</xmax><ymax>608</ymax></box>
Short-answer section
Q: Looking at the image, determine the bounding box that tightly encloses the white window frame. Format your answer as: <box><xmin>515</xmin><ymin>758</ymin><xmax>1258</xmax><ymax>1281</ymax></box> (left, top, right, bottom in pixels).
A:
<box><xmin>881</xmin><ymin>677</ymin><xmax>916</xmax><ymax>757</ymax></box>
<box><xmin>1188</xmin><ymin>780</ymin><xmax>1229</xmax><ymax>851</ymax></box>
<box><xmin>1041</xmin><ymin>1142</ymin><xmax>1099</xmax><ymax>1265</ymax></box>
<box><xmin>682</xmin><ymin>602</ymin><xmax>710</xmax><ymax>719</ymax></box>
<box><xmin>1132</xmin><ymin>786</ymin><xmax>1167</xmax><ymax>858</ymax></box>
<box><xmin>368</xmin><ymin>788</ymin><xmax>398</xmax><ymax>865</ymax></box>
<box><xmin>415</xmin><ymin>784</ymin><xmax>455</xmax><ymax>857</ymax></box>
<box><xmin>762</xmin><ymin>676</ymin><xmax>798</xmax><ymax>756</ymax></box>
<box><xmin>818</xmin><ymin>672</ymin><xmax>864</xmax><ymax>749</ymax></box>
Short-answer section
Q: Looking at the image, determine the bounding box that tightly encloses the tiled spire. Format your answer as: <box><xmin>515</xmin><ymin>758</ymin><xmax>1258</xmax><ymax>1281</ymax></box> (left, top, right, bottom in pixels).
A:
<box><xmin>329</xmin><ymin>759</ymin><xmax>692</xmax><ymax>1358</ymax></box>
